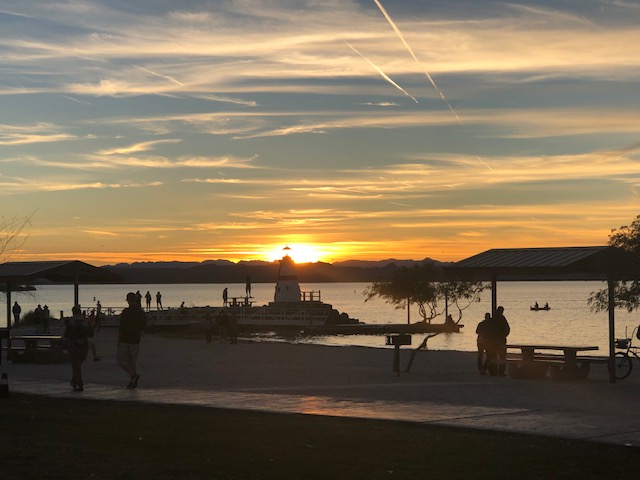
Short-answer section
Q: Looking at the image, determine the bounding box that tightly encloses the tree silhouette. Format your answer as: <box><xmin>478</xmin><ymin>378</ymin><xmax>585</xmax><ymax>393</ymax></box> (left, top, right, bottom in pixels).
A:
<box><xmin>589</xmin><ymin>214</ymin><xmax>640</xmax><ymax>313</ymax></box>
<box><xmin>364</xmin><ymin>262</ymin><xmax>486</xmax><ymax>371</ymax></box>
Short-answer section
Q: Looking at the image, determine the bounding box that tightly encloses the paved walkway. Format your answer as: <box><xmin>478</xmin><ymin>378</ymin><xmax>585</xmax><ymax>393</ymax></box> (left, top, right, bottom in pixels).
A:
<box><xmin>4</xmin><ymin>327</ymin><xmax>640</xmax><ymax>447</ymax></box>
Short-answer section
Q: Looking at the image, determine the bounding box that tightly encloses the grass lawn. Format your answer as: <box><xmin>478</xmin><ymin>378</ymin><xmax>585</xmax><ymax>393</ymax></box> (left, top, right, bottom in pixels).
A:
<box><xmin>0</xmin><ymin>393</ymin><xmax>637</xmax><ymax>479</ymax></box>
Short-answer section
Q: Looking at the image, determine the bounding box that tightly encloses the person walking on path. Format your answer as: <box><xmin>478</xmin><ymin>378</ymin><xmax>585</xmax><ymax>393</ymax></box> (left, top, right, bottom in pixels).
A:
<box><xmin>118</xmin><ymin>292</ymin><xmax>146</xmax><ymax>389</ymax></box>
<box><xmin>145</xmin><ymin>291</ymin><xmax>152</xmax><ymax>311</ymax></box>
<box><xmin>475</xmin><ymin>313</ymin><xmax>491</xmax><ymax>374</ymax></box>
<box><xmin>64</xmin><ymin>306</ymin><xmax>91</xmax><ymax>392</ymax></box>
<box><xmin>12</xmin><ymin>301</ymin><xmax>21</xmax><ymax>326</ymax></box>
<box><xmin>156</xmin><ymin>291</ymin><xmax>163</xmax><ymax>310</ymax></box>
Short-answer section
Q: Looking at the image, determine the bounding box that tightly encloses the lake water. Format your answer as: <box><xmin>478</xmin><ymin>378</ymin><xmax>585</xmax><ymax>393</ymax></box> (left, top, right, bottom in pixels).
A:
<box><xmin>5</xmin><ymin>281</ymin><xmax>639</xmax><ymax>353</ymax></box>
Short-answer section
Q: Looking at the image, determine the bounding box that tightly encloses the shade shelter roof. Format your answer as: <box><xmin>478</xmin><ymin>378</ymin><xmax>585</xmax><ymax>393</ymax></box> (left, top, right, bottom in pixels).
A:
<box><xmin>0</xmin><ymin>260</ymin><xmax>120</xmax><ymax>284</ymax></box>
<box><xmin>1</xmin><ymin>261</ymin><xmax>121</xmax><ymax>360</ymax></box>
<box><xmin>445</xmin><ymin>246</ymin><xmax>640</xmax><ymax>383</ymax></box>
<box><xmin>448</xmin><ymin>246</ymin><xmax>640</xmax><ymax>281</ymax></box>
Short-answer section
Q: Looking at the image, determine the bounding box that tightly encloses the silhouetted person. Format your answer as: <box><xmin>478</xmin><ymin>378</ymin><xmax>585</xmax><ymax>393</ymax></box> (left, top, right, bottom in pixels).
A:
<box><xmin>245</xmin><ymin>275</ymin><xmax>252</xmax><ymax>296</ymax></box>
<box><xmin>222</xmin><ymin>288</ymin><xmax>228</xmax><ymax>307</ymax></box>
<box><xmin>95</xmin><ymin>301</ymin><xmax>103</xmax><ymax>332</ymax></box>
<box><xmin>65</xmin><ymin>306</ymin><xmax>91</xmax><ymax>392</ymax></box>
<box><xmin>118</xmin><ymin>292</ymin><xmax>146</xmax><ymax>389</ymax></box>
<box><xmin>145</xmin><ymin>291</ymin><xmax>152</xmax><ymax>311</ymax></box>
<box><xmin>34</xmin><ymin>304</ymin><xmax>42</xmax><ymax>330</ymax></box>
<box><xmin>12</xmin><ymin>301</ymin><xmax>21</xmax><ymax>326</ymax></box>
<box><xmin>135</xmin><ymin>290</ymin><xmax>143</xmax><ymax>308</ymax></box>
<box><xmin>156</xmin><ymin>291</ymin><xmax>163</xmax><ymax>310</ymax></box>
<box><xmin>486</xmin><ymin>306</ymin><xmax>510</xmax><ymax>376</ymax></box>
<box><xmin>476</xmin><ymin>312</ymin><xmax>491</xmax><ymax>374</ymax></box>
<box><xmin>42</xmin><ymin>305</ymin><xmax>50</xmax><ymax>333</ymax></box>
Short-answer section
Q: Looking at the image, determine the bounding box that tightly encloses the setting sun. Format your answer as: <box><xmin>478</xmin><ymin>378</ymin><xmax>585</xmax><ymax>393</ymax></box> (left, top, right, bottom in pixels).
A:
<box><xmin>267</xmin><ymin>244</ymin><xmax>323</xmax><ymax>264</ymax></box>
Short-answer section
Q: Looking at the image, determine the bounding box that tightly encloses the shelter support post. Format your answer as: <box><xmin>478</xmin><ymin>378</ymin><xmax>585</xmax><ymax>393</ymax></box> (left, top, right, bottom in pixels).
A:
<box><xmin>74</xmin><ymin>279</ymin><xmax>79</xmax><ymax>308</ymax></box>
<box><xmin>491</xmin><ymin>275</ymin><xmax>497</xmax><ymax>316</ymax></box>
<box><xmin>4</xmin><ymin>280</ymin><xmax>12</xmax><ymax>364</ymax></box>
<box><xmin>608</xmin><ymin>277</ymin><xmax>616</xmax><ymax>384</ymax></box>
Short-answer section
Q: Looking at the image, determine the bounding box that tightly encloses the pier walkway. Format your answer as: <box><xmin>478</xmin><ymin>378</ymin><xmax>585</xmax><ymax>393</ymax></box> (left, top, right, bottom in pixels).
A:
<box><xmin>3</xmin><ymin>327</ymin><xmax>640</xmax><ymax>447</ymax></box>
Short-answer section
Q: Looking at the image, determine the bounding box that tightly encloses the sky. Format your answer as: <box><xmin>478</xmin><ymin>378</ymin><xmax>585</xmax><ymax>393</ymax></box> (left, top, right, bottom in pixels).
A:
<box><xmin>2</xmin><ymin>0</ymin><xmax>640</xmax><ymax>265</ymax></box>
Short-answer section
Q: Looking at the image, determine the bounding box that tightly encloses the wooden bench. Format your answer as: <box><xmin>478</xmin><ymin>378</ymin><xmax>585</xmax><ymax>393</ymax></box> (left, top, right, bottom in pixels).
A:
<box><xmin>506</xmin><ymin>344</ymin><xmax>601</xmax><ymax>380</ymax></box>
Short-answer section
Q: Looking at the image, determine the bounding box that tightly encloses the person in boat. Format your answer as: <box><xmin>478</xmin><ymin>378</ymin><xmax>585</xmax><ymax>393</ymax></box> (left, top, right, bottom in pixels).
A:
<box><xmin>476</xmin><ymin>313</ymin><xmax>491</xmax><ymax>375</ymax></box>
<box><xmin>534</xmin><ymin>302</ymin><xmax>539</xmax><ymax>309</ymax></box>
<box><xmin>544</xmin><ymin>302</ymin><xmax>549</xmax><ymax>309</ymax></box>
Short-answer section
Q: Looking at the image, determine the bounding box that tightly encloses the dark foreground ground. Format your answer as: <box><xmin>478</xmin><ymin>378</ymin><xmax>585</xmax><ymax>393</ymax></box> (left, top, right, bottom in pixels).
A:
<box><xmin>1</xmin><ymin>393</ymin><xmax>637</xmax><ymax>480</ymax></box>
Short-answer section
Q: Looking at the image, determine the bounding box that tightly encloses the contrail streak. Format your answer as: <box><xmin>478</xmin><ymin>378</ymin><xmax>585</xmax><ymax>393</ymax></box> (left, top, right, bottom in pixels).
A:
<box><xmin>373</xmin><ymin>0</ymin><xmax>494</xmax><ymax>170</ymax></box>
<box><xmin>373</xmin><ymin>0</ymin><xmax>461</xmax><ymax>124</ymax></box>
<box><xmin>345</xmin><ymin>41</ymin><xmax>419</xmax><ymax>104</ymax></box>
<box><xmin>136</xmin><ymin>65</ymin><xmax>185</xmax><ymax>87</ymax></box>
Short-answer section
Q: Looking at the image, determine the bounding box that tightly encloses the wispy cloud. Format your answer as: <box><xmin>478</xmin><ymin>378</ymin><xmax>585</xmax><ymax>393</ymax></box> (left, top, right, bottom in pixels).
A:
<box><xmin>97</xmin><ymin>139</ymin><xmax>182</xmax><ymax>155</ymax></box>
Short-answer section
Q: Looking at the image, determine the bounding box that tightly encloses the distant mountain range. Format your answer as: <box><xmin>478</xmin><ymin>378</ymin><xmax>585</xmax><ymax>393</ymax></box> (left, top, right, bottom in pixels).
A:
<box><xmin>104</xmin><ymin>258</ymin><xmax>452</xmax><ymax>284</ymax></box>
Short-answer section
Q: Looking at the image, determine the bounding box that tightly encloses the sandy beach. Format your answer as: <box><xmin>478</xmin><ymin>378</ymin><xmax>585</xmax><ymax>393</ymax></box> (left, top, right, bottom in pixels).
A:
<box><xmin>4</xmin><ymin>327</ymin><xmax>640</xmax><ymax>447</ymax></box>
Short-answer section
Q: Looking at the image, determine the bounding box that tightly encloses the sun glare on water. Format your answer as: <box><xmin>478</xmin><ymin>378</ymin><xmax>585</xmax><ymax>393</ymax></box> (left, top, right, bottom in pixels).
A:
<box><xmin>267</xmin><ymin>244</ymin><xmax>323</xmax><ymax>263</ymax></box>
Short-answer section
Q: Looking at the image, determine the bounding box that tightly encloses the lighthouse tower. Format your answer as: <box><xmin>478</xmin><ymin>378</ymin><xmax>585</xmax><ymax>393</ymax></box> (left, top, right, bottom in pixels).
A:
<box><xmin>274</xmin><ymin>246</ymin><xmax>301</xmax><ymax>303</ymax></box>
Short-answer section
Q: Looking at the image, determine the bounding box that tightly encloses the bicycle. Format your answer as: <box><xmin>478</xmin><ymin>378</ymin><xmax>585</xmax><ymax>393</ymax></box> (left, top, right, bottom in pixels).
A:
<box><xmin>613</xmin><ymin>326</ymin><xmax>640</xmax><ymax>380</ymax></box>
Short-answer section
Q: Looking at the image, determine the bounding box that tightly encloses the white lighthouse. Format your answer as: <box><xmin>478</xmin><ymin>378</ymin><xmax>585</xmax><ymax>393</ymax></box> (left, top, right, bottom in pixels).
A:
<box><xmin>274</xmin><ymin>246</ymin><xmax>301</xmax><ymax>303</ymax></box>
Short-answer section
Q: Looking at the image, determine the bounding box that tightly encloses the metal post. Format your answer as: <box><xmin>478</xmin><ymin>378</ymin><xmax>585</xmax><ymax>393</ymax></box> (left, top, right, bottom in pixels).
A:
<box><xmin>608</xmin><ymin>276</ymin><xmax>616</xmax><ymax>384</ymax></box>
<box><xmin>393</xmin><ymin>345</ymin><xmax>400</xmax><ymax>376</ymax></box>
<box><xmin>491</xmin><ymin>275</ymin><xmax>497</xmax><ymax>315</ymax></box>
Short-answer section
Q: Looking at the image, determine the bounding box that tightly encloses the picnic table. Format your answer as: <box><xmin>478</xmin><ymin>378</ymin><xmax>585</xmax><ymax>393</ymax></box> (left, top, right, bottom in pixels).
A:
<box><xmin>8</xmin><ymin>335</ymin><xmax>68</xmax><ymax>364</ymax></box>
<box><xmin>506</xmin><ymin>344</ymin><xmax>604</xmax><ymax>380</ymax></box>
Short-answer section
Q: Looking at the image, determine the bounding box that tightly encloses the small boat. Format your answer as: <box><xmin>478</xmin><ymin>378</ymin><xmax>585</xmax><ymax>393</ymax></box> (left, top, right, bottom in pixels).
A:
<box><xmin>530</xmin><ymin>304</ymin><xmax>550</xmax><ymax>311</ymax></box>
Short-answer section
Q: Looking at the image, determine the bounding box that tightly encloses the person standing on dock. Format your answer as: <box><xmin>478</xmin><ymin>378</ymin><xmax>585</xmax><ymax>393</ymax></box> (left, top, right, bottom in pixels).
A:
<box><xmin>222</xmin><ymin>288</ymin><xmax>228</xmax><ymax>307</ymax></box>
<box><xmin>118</xmin><ymin>292</ymin><xmax>146</xmax><ymax>389</ymax></box>
<box><xmin>156</xmin><ymin>291</ymin><xmax>163</xmax><ymax>310</ymax></box>
<box><xmin>145</xmin><ymin>291</ymin><xmax>152</xmax><ymax>311</ymax></box>
<box><xmin>245</xmin><ymin>275</ymin><xmax>252</xmax><ymax>297</ymax></box>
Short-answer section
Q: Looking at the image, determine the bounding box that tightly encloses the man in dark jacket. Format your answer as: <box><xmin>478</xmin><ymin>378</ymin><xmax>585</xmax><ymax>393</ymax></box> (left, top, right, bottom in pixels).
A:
<box><xmin>118</xmin><ymin>292</ymin><xmax>146</xmax><ymax>389</ymax></box>
<box><xmin>487</xmin><ymin>306</ymin><xmax>510</xmax><ymax>376</ymax></box>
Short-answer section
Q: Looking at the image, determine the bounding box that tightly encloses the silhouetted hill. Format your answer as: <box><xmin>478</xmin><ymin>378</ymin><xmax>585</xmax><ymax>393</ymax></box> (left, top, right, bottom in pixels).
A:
<box><xmin>104</xmin><ymin>258</ymin><xmax>449</xmax><ymax>284</ymax></box>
